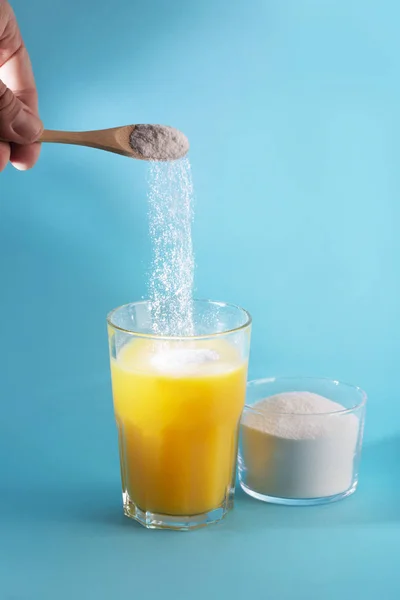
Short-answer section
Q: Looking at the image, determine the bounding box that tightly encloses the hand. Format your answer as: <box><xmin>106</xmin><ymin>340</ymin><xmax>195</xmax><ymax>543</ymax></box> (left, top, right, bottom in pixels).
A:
<box><xmin>0</xmin><ymin>0</ymin><xmax>42</xmax><ymax>171</ymax></box>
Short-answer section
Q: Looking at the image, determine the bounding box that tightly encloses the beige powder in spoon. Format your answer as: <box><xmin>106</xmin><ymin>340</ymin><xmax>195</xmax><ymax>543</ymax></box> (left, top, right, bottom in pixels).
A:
<box><xmin>130</xmin><ymin>124</ymin><xmax>189</xmax><ymax>161</ymax></box>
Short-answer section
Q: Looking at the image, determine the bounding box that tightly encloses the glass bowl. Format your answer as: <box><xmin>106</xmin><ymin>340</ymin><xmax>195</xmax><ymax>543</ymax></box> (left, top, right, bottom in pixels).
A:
<box><xmin>238</xmin><ymin>377</ymin><xmax>367</xmax><ymax>505</ymax></box>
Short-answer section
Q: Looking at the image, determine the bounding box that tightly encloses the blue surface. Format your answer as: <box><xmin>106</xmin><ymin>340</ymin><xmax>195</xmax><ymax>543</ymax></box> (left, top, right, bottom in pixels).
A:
<box><xmin>1</xmin><ymin>0</ymin><xmax>400</xmax><ymax>597</ymax></box>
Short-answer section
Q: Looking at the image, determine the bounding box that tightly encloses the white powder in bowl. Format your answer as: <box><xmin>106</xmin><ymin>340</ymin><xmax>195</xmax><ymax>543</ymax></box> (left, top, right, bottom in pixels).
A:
<box><xmin>240</xmin><ymin>391</ymin><xmax>360</xmax><ymax>500</ymax></box>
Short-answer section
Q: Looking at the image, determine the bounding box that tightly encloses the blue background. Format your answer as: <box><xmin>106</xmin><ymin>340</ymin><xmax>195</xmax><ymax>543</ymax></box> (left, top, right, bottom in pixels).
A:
<box><xmin>1</xmin><ymin>0</ymin><xmax>399</xmax><ymax>597</ymax></box>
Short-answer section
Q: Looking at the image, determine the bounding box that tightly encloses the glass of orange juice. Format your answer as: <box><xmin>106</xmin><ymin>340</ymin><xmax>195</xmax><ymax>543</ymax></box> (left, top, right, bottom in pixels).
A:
<box><xmin>107</xmin><ymin>299</ymin><xmax>251</xmax><ymax>530</ymax></box>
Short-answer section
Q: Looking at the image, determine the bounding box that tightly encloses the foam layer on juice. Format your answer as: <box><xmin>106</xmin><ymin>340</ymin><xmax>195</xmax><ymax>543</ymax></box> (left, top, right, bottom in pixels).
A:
<box><xmin>151</xmin><ymin>347</ymin><xmax>220</xmax><ymax>373</ymax></box>
<box><xmin>115</xmin><ymin>338</ymin><xmax>243</xmax><ymax>377</ymax></box>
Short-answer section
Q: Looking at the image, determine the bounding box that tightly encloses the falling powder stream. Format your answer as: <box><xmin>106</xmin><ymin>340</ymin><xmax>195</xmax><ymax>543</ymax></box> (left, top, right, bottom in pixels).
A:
<box><xmin>147</xmin><ymin>157</ymin><xmax>195</xmax><ymax>336</ymax></box>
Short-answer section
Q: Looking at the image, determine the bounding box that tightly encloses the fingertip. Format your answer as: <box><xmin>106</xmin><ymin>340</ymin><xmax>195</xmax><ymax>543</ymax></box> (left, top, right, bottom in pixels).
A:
<box><xmin>11</xmin><ymin>160</ymin><xmax>30</xmax><ymax>172</ymax></box>
<box><xmin>10</xmin><ymin>142</ymin><xmax>41</xmax><ymax>171</ymax></box>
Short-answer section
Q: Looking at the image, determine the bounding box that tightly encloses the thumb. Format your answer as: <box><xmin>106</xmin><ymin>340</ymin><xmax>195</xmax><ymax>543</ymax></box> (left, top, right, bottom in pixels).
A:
<box><xmin>0</xmin><ymin>79</ymin><xmax>42</xmax><ymax>144</ymax></box>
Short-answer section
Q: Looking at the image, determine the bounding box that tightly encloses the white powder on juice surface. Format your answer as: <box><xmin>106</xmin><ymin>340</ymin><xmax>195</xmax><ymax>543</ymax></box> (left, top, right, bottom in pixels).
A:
<box><xmin>150</xmin><ymin>347</ymin><xmax>221</xmax><ymax>376</ymax></box>
<box><xmin>240</xmin><ymin>391</ymin><xmax>360</xmax><ymax>499</ymax></box>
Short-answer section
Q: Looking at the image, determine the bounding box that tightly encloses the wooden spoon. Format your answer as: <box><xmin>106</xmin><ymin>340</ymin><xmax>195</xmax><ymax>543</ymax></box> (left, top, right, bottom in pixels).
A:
<box><xmin>38</xmin><ymin>124</ymin><xmax>189</xmax><ymax>161</ymax></box>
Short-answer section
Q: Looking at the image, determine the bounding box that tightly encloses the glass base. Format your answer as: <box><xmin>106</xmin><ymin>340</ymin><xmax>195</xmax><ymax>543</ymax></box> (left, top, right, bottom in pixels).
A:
<box><xmin>240</xmin><ymin>480</ymin><xmax>358</xmax><ymax>506</ymax></box>
<box><xmin>123</xmin><ymin>491</ymin><xmax>234</xmax><ymax>530</ymax></box>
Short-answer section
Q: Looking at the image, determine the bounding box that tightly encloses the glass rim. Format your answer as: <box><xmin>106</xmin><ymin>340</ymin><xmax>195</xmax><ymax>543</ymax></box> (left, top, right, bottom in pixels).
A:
<box><xmin>245</xmin><ymin>376</ymin><xmax>367</xmax><ymax>417</ymax></box>
<box><xmin>107</xmin><ymin>299</ymin><xmax>252</xmax><ymax>340</ymax></box>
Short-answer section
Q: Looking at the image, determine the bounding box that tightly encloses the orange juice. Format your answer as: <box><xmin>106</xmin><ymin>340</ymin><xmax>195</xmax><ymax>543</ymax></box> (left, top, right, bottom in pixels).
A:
<box><xmin>110</xmin><ymin>338</ymin><xmax>247</xmax><ymax>516</ymax></box>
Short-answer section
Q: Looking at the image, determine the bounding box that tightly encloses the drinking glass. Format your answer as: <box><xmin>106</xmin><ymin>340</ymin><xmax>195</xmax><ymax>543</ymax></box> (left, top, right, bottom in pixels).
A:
<box><xmin>107</xmin><ymin>300</ymin><xmax>251</xmax><ymax>530</ymax></box>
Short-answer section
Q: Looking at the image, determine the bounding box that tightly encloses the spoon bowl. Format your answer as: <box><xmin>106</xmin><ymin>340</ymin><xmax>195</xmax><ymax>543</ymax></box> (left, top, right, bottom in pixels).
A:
<box><xmin>39</xmin><ymin>124</ymin><xmax>189</xmax><ymax>162</ymax></box>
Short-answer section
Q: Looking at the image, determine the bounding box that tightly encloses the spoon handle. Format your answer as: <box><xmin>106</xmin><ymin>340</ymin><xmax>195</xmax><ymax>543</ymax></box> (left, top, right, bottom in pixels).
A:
<box><xmin>39</xmin><ymin>127</ymin><xmax>134</xmax><ymax>158</ymax></box>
